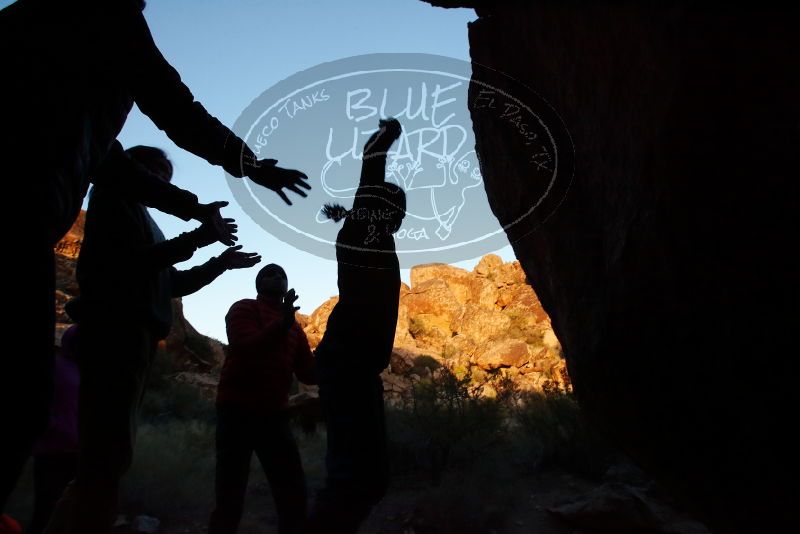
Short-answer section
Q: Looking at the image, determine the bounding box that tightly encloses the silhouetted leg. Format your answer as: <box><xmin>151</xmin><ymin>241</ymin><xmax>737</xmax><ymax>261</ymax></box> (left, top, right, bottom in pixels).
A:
<box><xmin>209</xmin><ymin>408</ymin><xmax>254</xmax><ymax>534</ymax></box>
<box><xmin>66</xmin><ymin>322</ymin><xmax>154</xmax><ymax>534</ymax></box>
<box><xmin>308</xmin><ymin>354</ymin><xmax>388</xmax><ymax>533</ymax></box>
<box><xmin>253</xmin><ymin>412</ymin><xmax>306</xmax><ymax>534</ymax></box>
<box><xmin>28</xmin><ymin>454</ymin><xmax>78</xmax><ymax>534</ymax></box>
<box><xmin>0</xmin><ymin>234</ymin><xmax>55</xmax><ymax>513</ymax></box>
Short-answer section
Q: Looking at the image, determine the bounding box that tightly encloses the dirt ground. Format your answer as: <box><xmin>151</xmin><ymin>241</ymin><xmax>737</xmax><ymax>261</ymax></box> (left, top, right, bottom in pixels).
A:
<box><xmin>123</xmin><ymin>468</ymin><xmax>595</xmax><ymax>534</ymax></box>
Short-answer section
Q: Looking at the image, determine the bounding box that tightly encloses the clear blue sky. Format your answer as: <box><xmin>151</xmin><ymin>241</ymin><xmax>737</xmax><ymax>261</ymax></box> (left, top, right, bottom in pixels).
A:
<box><xmin>2</xmin><ymin>0</ymin><xmax>516</xmax><ymax>341</ymax></box>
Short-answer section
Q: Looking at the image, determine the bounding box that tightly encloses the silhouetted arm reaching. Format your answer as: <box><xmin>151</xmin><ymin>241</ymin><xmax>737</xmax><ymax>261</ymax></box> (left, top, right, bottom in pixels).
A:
<box><xmin>124</xmin><ymin>9</ymin><xmax>310</xmax><ymax>204</ymax></box>
<box><xmin>96</xmin><ymin>142</ymin><xmax>237</xmax><ymax>246</ymax></box>
<box><xmin>349</xmin><ymin>119</ymin><xmax>402</xmax><ymax>219</ymax></box>
<box><xmin>359</xmin><ymin>118</ymin><xmax>402</xmax><ymax>187</ymax></box>
<box><xmin>336</xmin><ymin>118</ymin><xmax>404</xmax><ymax>248</ymax></box>
<box><xmin>241</xmin><ymin>160</ymin><xmax>311</xmax><ymax>206</ymax></box>
<box><xmin>82</xmin><ymin>184</ymin><xmax>234</xmax><ymax>274</ymax></box>
<box><xmin>170</xmin><ymin>246</ymin><xmax>260</xmax><ymax>298</ymax></box>
<box><xmin>95</xmin><ymin>141</ymin><xmax>199</xmax><ymax>222</ymax></box>
<box><xmin>143</xmin><ymin>217</ymin><xmax>237</xmax><ymax>272</ymax></box>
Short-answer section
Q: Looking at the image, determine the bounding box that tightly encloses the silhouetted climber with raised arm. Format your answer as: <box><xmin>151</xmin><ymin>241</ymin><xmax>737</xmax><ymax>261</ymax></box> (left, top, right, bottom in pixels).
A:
<box><xmin>42</xmin><ymin>146</ymin><xmax>262</xmax><ymax>534</ymax></box>
<box><xmin>209</xmin><ymin>265</ymin><xmax>316</xmax><ymax>534</ymax></box>
<box><xmin>0</xmin><ymin>0</ymin><xmax>310</xmax><ymax>513</ymax></box>
<box><xmin>306</xmin><ymin>119</ymin><xmax>406</xmax><ymax>533</ymax></box>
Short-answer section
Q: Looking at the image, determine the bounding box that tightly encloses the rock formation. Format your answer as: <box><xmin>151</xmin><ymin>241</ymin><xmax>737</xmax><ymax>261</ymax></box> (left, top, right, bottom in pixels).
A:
<box><xmin>301</xmin><ymin>254</ymin><xmax>569</xmax><ymax>404</ymax></box>
<box><xmin>423</xmin><ymin>2</ymin><xmax>799</xmax><ymax>532</ymax></box>
<box><xmin>54</xmin><ymin>211</ymin><xmax>84</xmax><ymax>336</ymax></box>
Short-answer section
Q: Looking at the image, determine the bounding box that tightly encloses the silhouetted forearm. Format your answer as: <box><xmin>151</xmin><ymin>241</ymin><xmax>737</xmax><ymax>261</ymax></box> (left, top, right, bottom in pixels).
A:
<box><xmin>82</xmin><ymin>183</ymin><xmax>201</xmax><ymax>273</ymax></box>
<box><xmin>94</xmin><ymin>142</ymin><xmax>200</xmax><ymax>221</ymax></box>
<box><xmin>359</xmin><ymin>154</ymin><xmax>387</xmax><ymax>187</ymax></box>
<box><xmin>141</xmin><ymin>232</ymin><xmax>201</xmax><ymax>272</ymax></box>
<box><xmin>169</xmin><ymin>258</ymin><xmax>226</xmax><ymax>298</ymax></box>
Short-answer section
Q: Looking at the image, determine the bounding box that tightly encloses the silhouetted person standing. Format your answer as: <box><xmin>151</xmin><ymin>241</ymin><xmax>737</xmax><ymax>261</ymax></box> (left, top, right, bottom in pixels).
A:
<box><xmin>209</xmin><ymin>264</ymin><xmax>316</xmax><ymax>534</ymax></box>
<box><xmin>0</xmin><ymin>0</ymin><xmax>309</xmax><ymax>513</ymax></box>
<box><xmin>307</xmin><ymin>119</ymin><xmax>406</xmax><ymax>533</ymax></box>
<box><xmin>44</xmin><ymin>146</ymin><xmax>261</xmax><ymax>534</ymax></box>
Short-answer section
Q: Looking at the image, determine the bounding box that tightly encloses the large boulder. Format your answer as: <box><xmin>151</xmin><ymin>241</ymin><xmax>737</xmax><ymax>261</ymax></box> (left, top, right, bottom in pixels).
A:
<box><xmin>473</xmin><ymin>253</ymin><xmax>503</xmax><ymax>276</ymax></box>
<box><xmin>474</xmin><ymin>338</ymin><xmax>529</xmax><ymax>370</ymax></box>
<box><xmin>402</xmin><ymin>279</ymin><xmax>462</xmax><ymax>349</ymax></box>
<box><xmin>302</xmin><ymin>296</ymin><xmax>339</xmax><ymax>348</ymax></box>
<box><xmin>408</xmin><ymin>313</ymin><xmax>452</xmax><ymax>348</ymax></box>
<box><xmin>412</xmin><ymin>263</ymin><xmax>498</xmax><ymax>308</ymax></box>
<box><xmin>450</xmin><ymin>303</ymin><xmax>512</xmax><ymax>345</ymax></box>
<box><xmin>403</xmin><ymin>278</ymin><xmax>462</xmax><ymax>320</ymax></box>
<box><xmin>423</xmin><ymin>2</ymin><xmax>799</xmax><ymax>531</ymax></box>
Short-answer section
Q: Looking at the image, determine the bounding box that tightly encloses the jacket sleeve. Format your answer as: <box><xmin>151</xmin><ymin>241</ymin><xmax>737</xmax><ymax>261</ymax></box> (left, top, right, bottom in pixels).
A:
<box><xmin>169</xmin><ymin>258</ymin><xmax>227</xmax><ymax>298</ymax></box>
<box><xmin>225</xmin><ymin>301</ymin><xmax>287</xmax><ymax>356</ymax></box>
<box><xmin>142</xmin><ymin>232</ymin><xmax>199</xmax><ymax>272</ymax></box>
<box><xmin>292</xmin><ymin>327</ymin><xmax>317</xmax><ymax>385</ymax></box>
<box><xmin>124</xmin><ymin>11</ymin><xmax>255</xmax><ymax>178</ymax></box>
<box><xmin>93</xmin><ymin>141</ymin><xmax>201</xmax><ymax>222</ymax></box>
<box><xmin>86</xmin><ymin>186</ymin><xmax>200</xmax><ymax>272</ymax></box>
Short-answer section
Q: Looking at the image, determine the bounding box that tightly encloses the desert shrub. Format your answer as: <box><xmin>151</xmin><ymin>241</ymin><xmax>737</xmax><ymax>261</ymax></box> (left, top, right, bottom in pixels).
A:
<box><xmin>140</xmin><ymin>349</ymin><xmax>215</xmax><ymax>423</ymax></box>
<box><xmin>486</xmin><ymin>368</ymin><xmax>523</xmax><ymax>413</ymax></box>
<box><xmin>140</xmin><ymin>380</ymin><xmax>215</xmax><ymax>423</ymax></box>
<box><xmin>388</xmin><ymin>365</ymin><xmax>505</xmax><ymax>485</ymax></box>
<box><xmin>510</xmin><ymin>391</ymin><xmax>612</xmax><ymax>478</ymax></box>
<box><xmin>387</xmin><ymin>358</ymin><xmax>612</xmax><ymax>486</ymax></box>
<box><xmin>184</xmin><ymin>332</ymin><xmax>217</xmax><ymax>365</ymax></box>
<box><xmin>121</xmin><ymin>419</ymin><xmax>216</xmax><ymax>518</ymax></box>
<box><xmin>410</xmin><ymin>354</ymin><xmax>441</xmax><ymax>377</ymax></box>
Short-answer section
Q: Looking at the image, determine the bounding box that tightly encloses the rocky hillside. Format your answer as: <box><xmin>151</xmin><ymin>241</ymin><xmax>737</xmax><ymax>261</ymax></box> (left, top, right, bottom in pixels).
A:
<box><xmin>55</xmin><ymin>212</ymin><xmax>565</xmax><ymax>401</ymax></box>
<box><xmin>301</xmin><ymin>254</ymin><xmax>569</xmax><ymax>404</ymax></box>
<box><xmin>54</xmin><ymin>211</ymin><xmax>84</xmax><ymax>340</ymax></box>
<box><xmin>54</xmin><ymin>211</ymin><xmax>225</xmax><ymax>371</ymax></box>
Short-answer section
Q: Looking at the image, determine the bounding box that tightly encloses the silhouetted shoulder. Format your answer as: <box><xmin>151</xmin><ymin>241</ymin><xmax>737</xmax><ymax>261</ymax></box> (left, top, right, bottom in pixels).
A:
<box><xmin>226</xmin><ymin>298</ymin><xmax>258</xmax><ymax>317</ymax></box>
<box><xmin>229</xmin><ymin>298</ymin><xmax>258</xmax><ymax>309</ymax></box>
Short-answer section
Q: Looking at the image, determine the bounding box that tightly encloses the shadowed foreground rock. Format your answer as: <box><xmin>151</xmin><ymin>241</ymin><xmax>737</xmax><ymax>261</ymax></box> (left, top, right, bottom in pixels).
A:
<box><xmin>424</xmin><ymin>1</ymin><xmax>799</xmax><ymax>532</ymax></box>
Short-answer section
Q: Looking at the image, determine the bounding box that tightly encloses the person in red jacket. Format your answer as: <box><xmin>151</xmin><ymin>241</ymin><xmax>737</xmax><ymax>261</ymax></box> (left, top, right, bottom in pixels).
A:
<box><xmin>209</xmin><ymin>264</ymin><xmax>316</xmax><ymax>534</ymax></box>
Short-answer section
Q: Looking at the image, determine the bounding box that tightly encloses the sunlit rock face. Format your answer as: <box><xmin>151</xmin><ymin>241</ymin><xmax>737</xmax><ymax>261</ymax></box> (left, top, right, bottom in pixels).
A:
<box><xmin>424</xmin><ymin>1</ymin><xmax>798</xmax><ymax>532</ymax></box>
<box><xmin>302</xmin><ymin>254</ymin><xmax>568</xmax><ymax>402</ymax></box>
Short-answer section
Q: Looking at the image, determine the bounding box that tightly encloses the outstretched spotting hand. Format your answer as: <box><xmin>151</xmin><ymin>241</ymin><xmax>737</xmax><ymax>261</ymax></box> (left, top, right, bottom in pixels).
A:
<box><xmin>364</xmin><ymin>118</ymin><xmax>402</xmax><ymax>157</ymax></box>
<box><xmin>217</xmin><ymin>245</ymin><xmax>261</xmax><ymax>270</ymax></box>
<box><xmin>195</xmin><ymin>201</ymin><xmax>237</xmax><ymax>246</ymax></box>
<box><xmin>244</xmin><ymin>158</ymin><xmax>311</xmax><ymax>206</ymax></box>
<box><xmin>281</xmin><ymin>288</ymin><xmax>300</xmax><ymax>330</ymax></box>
